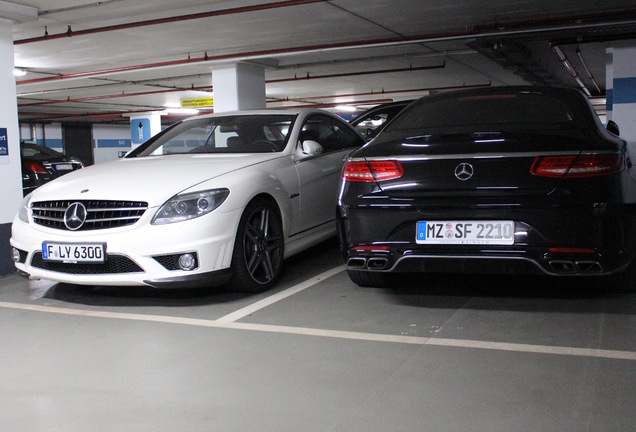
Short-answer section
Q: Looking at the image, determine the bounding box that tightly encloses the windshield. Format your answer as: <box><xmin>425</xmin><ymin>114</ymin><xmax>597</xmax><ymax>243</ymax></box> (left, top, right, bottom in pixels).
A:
<box><xmin>131</xmin><ymin>114</ymin><xmax>296</xmax><ymax>157</ymax></box>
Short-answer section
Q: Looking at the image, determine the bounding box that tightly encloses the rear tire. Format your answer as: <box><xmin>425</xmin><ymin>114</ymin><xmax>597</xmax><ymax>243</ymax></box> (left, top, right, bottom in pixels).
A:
<box><xmin>226</xmin><ymin>198</ymin><xmax>284</xmax><ymax>293</ymax></box>
<box><xmin>347</xmin><ymin>269</ymin><xmax>392</xmax><ymax>288</ymax></box>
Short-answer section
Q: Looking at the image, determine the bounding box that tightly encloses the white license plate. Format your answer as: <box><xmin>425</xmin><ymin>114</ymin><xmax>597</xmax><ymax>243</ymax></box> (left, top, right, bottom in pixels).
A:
<box><xmin>42</xmin><ymin>242</ymin><xmax>106</xmax><ymax>263</ymax></box>
<box><xmin>416</xmin><ymin>221</ymin><xmax>515</xmax><ymax>245</ymax></box>
<box><xmin>54</xmin><ymin>163</ymin><xmax>73</xmax><ymax>171</ymax></box>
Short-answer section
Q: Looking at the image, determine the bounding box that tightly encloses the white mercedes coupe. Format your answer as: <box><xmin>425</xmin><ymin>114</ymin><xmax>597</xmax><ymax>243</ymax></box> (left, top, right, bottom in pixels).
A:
<box><xmin>11</xmin><ymin>109</ymin><xmax>364</xmax><ymax>292</ymax></box>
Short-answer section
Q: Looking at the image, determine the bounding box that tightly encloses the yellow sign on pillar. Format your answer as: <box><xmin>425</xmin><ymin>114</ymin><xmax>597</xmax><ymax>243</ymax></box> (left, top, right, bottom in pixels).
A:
<box><xmin>181</xmin><ymin>98</ymin><xmax>214</xmax><ymax>108</ymax></box>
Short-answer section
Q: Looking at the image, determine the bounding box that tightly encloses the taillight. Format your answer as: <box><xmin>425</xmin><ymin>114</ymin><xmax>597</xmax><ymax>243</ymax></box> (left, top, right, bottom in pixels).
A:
<box><xmin>353</xmin><ymin>245</ymin><xmax>390</xmax><ymax>252</ymax></box>
<box><xmin>531</xmin><ymin>154</ymin><xmax>623</xmax><ymax>178</ymax></box>
<box><xmin>548</xmin><ymin>247</ymin><xmax>596</xmax><ymax>254</ymax></box>
<box><xmin>341</xmin><ymin>160</ymin><xmax>403</xmax><ymax>182</ymax></box>
<box><xmin>23</xmin><ymin>161</ymin><xmax>47</xmax><ymax>174</ymax></box>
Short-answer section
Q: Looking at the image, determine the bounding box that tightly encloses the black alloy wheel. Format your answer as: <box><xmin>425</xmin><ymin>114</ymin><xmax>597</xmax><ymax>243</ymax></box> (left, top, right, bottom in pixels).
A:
<box><xmin>227</xmin><ymin>197</ymin><xmax>284</xmax><ymax>293</ymax></box>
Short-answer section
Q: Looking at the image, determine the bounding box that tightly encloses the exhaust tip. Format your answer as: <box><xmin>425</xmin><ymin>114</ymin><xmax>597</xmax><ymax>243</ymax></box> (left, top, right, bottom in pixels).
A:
<box><xmin>367</xmin><ymin>257</ymin><xmax>388</xmax><ymax>270</ymax></box>
<box><xmin>347</xmin><ymin>257</ymin><xmax>367</xmax><ymax>268</ymax></box>
<box><xmin>549</xmin><ymin>260</ymin><xmax>577</xmax><ymax>274</ymax></box>
<box><xmin>575</xmin><ymin>260</ymin><xmax>603</xmax><ymax>273</ymax></box>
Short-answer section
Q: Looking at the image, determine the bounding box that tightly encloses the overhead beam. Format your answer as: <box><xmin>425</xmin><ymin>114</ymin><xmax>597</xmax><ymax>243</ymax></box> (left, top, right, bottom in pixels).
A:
<box><xmin>0</xmin><ymin>0</ymin><xmax>37</xmax><ymax>23</ymax></box>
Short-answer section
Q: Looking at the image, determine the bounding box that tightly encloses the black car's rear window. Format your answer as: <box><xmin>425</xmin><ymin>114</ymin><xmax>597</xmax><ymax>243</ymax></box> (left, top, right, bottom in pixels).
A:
<box><xmin>386</xmin><ymin>92</ymin><xmax>577</xmax><ymax>131</ymax></box>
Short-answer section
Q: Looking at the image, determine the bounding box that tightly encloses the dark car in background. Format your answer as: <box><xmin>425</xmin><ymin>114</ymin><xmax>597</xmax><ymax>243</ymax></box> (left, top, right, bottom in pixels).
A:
<box><xmin>349</xmin><ymin>100</ymin><xmax>413</xmax><ymax>141</ymax></box>
<box><xmin>20</xmin><ymin>142</ymin><xmax>84</xmax><ymax>196</ymax></box>
<box><xmin>337</xmin><ymin>86</ymin><xmax>636</xmax><ymax>292</ymax></box>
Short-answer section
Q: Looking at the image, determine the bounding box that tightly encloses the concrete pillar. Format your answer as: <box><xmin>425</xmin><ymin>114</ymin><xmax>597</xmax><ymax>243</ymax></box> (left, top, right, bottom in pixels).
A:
<box><xmin>212</xmin><ymin>63</ymin><xmax>266</xmax><ymax>113</ymax></box>
<box><xmin>0</xmin><ymin>2</ymin><xmax>38</xmax><ymax>275</ymax></box>
<box><xmin>606</xmin><ymin>46</ymin><xmax>636</xmax><ymax>143</ymax></box>
<box><xmin>0</xmin><ymin>19</ymin><xmax>24</xmax><ymax>221</ymax></box>
<box><xmin>129</xmin><ymin>112</ymin><xmax>162</xmax><ymax>149</ymax></box>
<box><xmin>606</xmin><ymin>48</ymin><xmax>614</xmax><ymax>124</ymax></box>
<box><xmin>607</xmin><ymin>45</ymin><xmax>636</xmax><ymax>204</ymax></box>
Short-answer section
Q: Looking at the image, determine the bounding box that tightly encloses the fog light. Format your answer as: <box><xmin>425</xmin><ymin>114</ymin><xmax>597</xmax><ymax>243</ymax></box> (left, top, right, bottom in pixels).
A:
<box><xmin>11</xmin><ymin>248</ymin><xmax>21</xmax><ymax>263</ymax></box>
<box><xmin>178</xmin><ymin>253</ymin><xmax>196</xmax><ymax>271</ymax></box>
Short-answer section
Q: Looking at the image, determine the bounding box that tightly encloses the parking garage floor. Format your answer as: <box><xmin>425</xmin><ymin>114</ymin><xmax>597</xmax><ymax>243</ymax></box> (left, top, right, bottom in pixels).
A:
<box><xmin>1</xmin><ymin>238</ymin><xmax>635</xmax><ymax>432</ymax></box>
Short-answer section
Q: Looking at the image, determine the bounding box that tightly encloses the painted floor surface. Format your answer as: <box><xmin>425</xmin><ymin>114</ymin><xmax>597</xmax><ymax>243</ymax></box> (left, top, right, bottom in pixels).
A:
<box><xmin>1</xmin><ymin>239</ymin><xmax>635</xmax><ymax>431</ymax></box>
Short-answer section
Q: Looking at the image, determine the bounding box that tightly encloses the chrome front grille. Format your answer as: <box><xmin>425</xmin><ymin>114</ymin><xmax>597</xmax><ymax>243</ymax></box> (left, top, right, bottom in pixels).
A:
<box><xmin>31</xmin><ymin>200</ymin><xmax>149</xmax><ymax>231</ymax></box>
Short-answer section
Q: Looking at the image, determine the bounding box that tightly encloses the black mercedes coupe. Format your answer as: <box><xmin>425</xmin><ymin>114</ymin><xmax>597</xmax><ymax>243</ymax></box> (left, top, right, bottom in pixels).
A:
<box><xmin>336</xmin><ymin>86</ymin><xmax>636</xmax><ymax>292</ymax></box>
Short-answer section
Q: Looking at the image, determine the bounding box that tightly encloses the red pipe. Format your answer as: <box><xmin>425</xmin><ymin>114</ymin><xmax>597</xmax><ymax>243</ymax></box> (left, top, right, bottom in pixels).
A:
<box><xmin>16</xmin><ymin>32</ymin><xmax>470</xmax><ymax>86</ymax></box>
<box><xmin>14</xmin><ymin>0</ymin><xmax>329</xmax><ymax>45</ymax></box>
<box><xmin>18</xmin><ymin>82</ymin><xmax>492</xmax><ymax>122</ymax></box>
<box><xmin>267</xmin><ymin>82</ymin><xmax>492</xmax><ymax>104</ymax></box>
<box><xmin>18</xmin><ymin>64</ymin><xmax>444</xmax><ymax>106</ymax></box>
<box><xmin>14</xmin><ymin>6</ymin><xmax>636</xmax><ymax>89</ymax></box>
<box><xmin>266</xmin><ymin>63</ymin><xmax>445</xmax><ymax>83</ymax></box>
<box><xmin>18</xmin><ymin>85</ymin><xmax>213</xmax><ymax>106</ymax></box>
<box><xmin>18</xmin><ymin>8</ymin><xmax>636</xmax><ymax>87</ymax></box>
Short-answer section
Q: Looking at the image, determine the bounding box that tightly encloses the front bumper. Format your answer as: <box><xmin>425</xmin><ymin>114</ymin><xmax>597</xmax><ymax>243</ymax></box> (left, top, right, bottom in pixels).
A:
<box><xmin>10</xmin><ymin>207</ymin><xmax>242</xmax><ymax>288</ymax></box>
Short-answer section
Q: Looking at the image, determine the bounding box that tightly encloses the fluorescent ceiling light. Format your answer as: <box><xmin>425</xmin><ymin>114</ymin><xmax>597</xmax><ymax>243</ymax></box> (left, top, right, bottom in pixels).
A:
<box><xmin>13</xmin><ymin>68</ymin><xmax>27</xmax><ymax>77</ymax></box>
<box><xmin>335</xmin><ymin>105</ymin><xmax>357</xmax><ymax>112</ymax></box>
<box><xmin>166</xmin><ymin>108</ymin><xmax>199</xmax><ymax>115</ymax></box>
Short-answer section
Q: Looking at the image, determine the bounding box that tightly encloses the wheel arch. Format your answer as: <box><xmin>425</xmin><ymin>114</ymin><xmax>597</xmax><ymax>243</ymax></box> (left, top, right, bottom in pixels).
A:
<box><xmin>242</xmin><ymin>190</ymin><xmax>290</xmax><ymax>241</ymax></box>
<box><xmin>211</xmin><ymin>165</ymin><xmax>297</xmax><ymax>243</ymax></box>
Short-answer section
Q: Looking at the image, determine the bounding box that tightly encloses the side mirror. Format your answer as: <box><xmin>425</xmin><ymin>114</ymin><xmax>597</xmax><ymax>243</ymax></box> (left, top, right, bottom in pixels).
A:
<box><xmin>296</xmin><ymin>140</ymin><xmax>324</xmax><ymax>160</ymax></box>
<box><xmin>607</xmin><ymin>120</ymin><xmax>620</xmax><ymax>136</ymax></box>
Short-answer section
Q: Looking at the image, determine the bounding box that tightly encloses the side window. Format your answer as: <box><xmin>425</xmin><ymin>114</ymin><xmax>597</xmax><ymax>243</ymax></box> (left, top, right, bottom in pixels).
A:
<box><xmin>353</xmin><ymin>105</ymin><xmax>406</xmax><ymax>140</ymax></box>
<box><xmin>300</xmin><ymin>114</ymin><xmax>363</xmax><ymax>154</ymax></box>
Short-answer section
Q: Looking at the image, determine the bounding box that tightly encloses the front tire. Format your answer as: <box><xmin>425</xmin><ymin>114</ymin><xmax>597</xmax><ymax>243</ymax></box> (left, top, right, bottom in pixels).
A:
<box><xmin>226</xmin><ymin>198</ymin><xmax>284</xmax><ymax>293</ymax></box>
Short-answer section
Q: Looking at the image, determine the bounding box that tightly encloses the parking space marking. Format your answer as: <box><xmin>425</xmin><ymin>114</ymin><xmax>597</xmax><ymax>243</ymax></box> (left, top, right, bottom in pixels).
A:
<box><xmin>216</xmin><ymin>265</ymin><xmax>346</xmax><ymax>323</ymax></box>
<box><xmin>1</xmin><ymin>300</ymin><xmax>635</xmax><ymax>361</ymax></box>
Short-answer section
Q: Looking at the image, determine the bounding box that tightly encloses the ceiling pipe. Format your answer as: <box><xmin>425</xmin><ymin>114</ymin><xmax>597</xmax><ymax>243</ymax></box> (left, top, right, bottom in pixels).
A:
<box><xmin>575</xmin><ymin>46</ymin><xmax>601</xmax><ymax>94</ymax></box>
<box><xmin>16</xmin><ymin>7</ymin><xmax>636</xmax><ymax>47</ymax></box>
<box><xmin>470</xmin><ymin>9</ymin><xmax>636</xmax><ymax>33</ymax></box>
<box><xmin>14</xmin><ymin>0</ymin><xmax>329</xmax><ymax>45</ymax></box>
<box><xmin>17</xmin><ymin>64</ymin><xmax>445</xmax><ymax>106</ymax></box>
<box><xmin>16</xmin><ymin>53</ymin><xmax>455</xmax><ymax>97</ymax></box>
<box><xmin>277</xmin><ymin>49</ymin><xmax>476</xmax><ymax>70</ymax></box>
<box><xmin>18</xmin><ymin>85</ymin><xmax>213</xmax><ymax>107</ymax></box>
<box><xmin>18</xmin><ymin>50</ymin><xmax>470</xmax><ymax>98</ymax></box>
<box><xmin>17</xmin><ymin>14</ymin><xmax>636</xmax><ymax>87</ymax></box>
<box><xmin>267</xmin><ymin>82</ymin><xmax>492</xmax><ymax>104</ymax></box>
<box><xmin>18</xmin><ymin>82</ymin><xmax>492</xmax><ymax>122</ymax></box>
<box><xmin>551</xmin><ymin>45</ymin><xmax>591</xmax><ymax>96</ymax></box>
<box><xmin>267</xmin><ymin>62</ymin><xmax>445</xmax><ymax>83</ymax></box>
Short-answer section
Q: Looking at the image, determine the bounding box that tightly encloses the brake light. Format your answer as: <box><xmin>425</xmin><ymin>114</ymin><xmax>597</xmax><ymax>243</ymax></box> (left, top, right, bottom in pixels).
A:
<box><xmin>353</xmin><ymin>245</ymin><xmax>390</xmax><ymax>252</ymax></box>
<box><xmin>531</xmin><ymin>154</ymin><xmax>623</xmax><ymax>178</ymax></box>
<box><xmin>342</xmin><ymin>160</ymin><xmax>403</xmax><ymax>182</ymax></box>
<box><xmin>23</xmin><ymin>161</ymin><xmax>47</xmax><ymax>174</ymax></box>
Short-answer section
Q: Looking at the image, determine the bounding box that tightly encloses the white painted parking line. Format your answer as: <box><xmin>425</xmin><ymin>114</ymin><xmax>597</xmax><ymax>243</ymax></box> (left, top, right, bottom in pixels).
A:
<box><xmin>216</xmin><ymin>265</ymin><xmax>346</xmax><ymax>323</ymax></box>
<box><xmin>1</xmin><ymin>300</ymin><xmax>635</xmax><ymax>361</ymax></box>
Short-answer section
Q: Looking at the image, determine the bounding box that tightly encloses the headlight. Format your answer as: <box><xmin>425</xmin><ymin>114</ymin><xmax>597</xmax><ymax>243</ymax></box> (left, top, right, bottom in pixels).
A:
<box><xmin>17</xmin><ymin>194</ymin><xmax>32</xmax><ymax>223</ymax></box>
<box><xmin>152</xmin><ymin>189</ymin><xmax>229</xmax><ymax>225</ymax></box>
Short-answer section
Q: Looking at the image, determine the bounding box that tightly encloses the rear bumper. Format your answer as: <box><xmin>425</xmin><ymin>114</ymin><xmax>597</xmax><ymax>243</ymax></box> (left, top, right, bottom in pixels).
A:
<box><xmin>344</xmin><ymin>249</ymin><xmax>630</xmax><ymax>277</ymax></box>
<box><xmin>336</xmin><ymin>204</ymin><xmax>636</xmax><ymax>278</ymax></box>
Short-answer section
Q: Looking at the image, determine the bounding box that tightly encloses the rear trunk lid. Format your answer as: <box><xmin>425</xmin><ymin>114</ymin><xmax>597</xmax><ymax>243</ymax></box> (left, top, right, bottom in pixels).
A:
<box><xmin>361</xmin><ymin>127</ymin><xmax>617</xmax><ymax>201</ymax></box>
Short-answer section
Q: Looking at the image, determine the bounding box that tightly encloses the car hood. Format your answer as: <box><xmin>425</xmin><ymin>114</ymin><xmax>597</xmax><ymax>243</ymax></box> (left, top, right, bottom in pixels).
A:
<box><xmin>30</xmin><ymin>153</ymin><xmax>282</xmax><ymax>206</ymax></box>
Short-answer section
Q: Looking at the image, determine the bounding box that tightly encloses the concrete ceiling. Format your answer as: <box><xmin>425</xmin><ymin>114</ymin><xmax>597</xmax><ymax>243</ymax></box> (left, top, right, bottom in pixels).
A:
<box><xmin>6</xmin><ymin>0</ymin><xmax>636</xmax><ymax>124</ymax></box>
